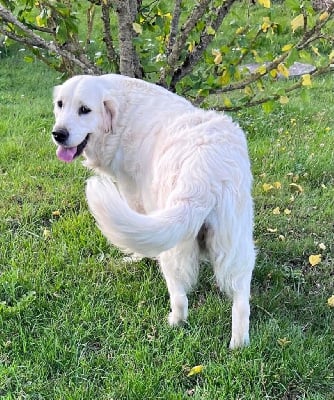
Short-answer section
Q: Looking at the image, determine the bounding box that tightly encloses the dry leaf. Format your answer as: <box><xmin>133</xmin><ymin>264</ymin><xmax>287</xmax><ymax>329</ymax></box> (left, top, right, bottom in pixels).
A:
<box><xmin>291</xmin><ymin>14</ymin><xmax>304</xmax><ymax>32</ymax></box>
<box><xmin>43</xmin><ymin>229</ymin><xmax>51</xmax><ymax>239</ymax></box>
<box><xmin>277</xmin><ymin>63</ymin><xmax>290</xmax><ymax>78</ymax></box>
<box><xmin>302</xmin><ymin>74</ymin><xmax>312</xmax><ymax>86</ymax></box>
<box><xmin>282</xmin><ymin>44</ymin><xmax>293</xmax><ymax>52</ymax></box>
<box><xmin>309</xmin><ymin>254</ymin><xmax>321</xmax><ymax>266</ymax></box>
<box><xmin>263</xmin><ymin>183</ymin><xmax>274</xmax><ymax>192</ymax></box>
<box><xmin>319</xmin><ymin>11</ymin><xmax>329</xmax><ymax>21</ymax></box>
<box><xmin>187</xmin><ymin>365</ymin><xmax>204</xmax><ymax>377</ymax></box>
<box><xmin>272</xmin><ymin>207</ymin><xmax>281</xmax><ymax>215</ymax></box>
<box><xmin>277</xmin><ymin>337</ymin><xmax>291</xmax><ymax>347</ymax></box>
<box><xmin>258</xmin><ymin>0</ymin><xmax>271</xmax><ymax>8</ymax></box>
<box><xmin>327</xmin><ymin>295</ymin><xmax>334</xmax><ymax>308</ymax></box>
<box><xmin>289</xmin><ymin>183</ymin><xmax>303</xmax><ymax>193</ymax></box>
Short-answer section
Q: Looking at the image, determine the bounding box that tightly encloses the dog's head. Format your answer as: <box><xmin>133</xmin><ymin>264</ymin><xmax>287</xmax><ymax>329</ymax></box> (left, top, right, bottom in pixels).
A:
<box><xmin>52</xmin><ymin>75</ymin><xmax>117</xmax><ymax>163</ymax></box>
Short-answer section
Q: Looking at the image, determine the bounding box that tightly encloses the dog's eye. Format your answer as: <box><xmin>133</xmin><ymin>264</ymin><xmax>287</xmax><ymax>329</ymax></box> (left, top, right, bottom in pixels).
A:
<box><xmin>57</xmin><ymin>100</ymin><xmax>63</xmax><ymax>108</ymax></box>
<box><xmin>78</xmin><ymin>105</ymin><xmax>91</xmax><ymax>115</ymax></box>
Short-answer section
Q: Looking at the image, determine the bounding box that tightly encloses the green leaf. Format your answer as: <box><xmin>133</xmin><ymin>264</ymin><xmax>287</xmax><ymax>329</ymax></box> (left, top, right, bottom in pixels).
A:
<box><xmin>262</xmin><ymin>100</ymin><xmax>275</xmax><ymax>113</ymax></box>
<box><xmin>285</xmin><ymin>0</ymin><xmax>301</xmax><ymax>12</ymax></box>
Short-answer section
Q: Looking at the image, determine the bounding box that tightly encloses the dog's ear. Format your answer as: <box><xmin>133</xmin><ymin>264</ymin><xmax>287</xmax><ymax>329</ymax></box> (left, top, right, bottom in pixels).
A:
<box><xmin>53</xmin><ymin>85</ymin><xmax>61</xmax><ymax>101</ymax></box>
<box><xmin>102</xmin><ymin>98</ymin><xmax>118</xmax><ymax>134</ymax></box>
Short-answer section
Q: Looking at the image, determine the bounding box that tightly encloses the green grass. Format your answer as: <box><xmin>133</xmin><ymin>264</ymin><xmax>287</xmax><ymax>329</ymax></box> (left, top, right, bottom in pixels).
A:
<box><xmin>1</xmin><ymin>45</ymin><xmax>334</xmax><ymax>399</ymax></box>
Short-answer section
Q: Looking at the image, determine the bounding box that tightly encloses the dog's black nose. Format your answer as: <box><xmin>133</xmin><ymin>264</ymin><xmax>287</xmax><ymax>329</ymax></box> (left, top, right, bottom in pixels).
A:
<box><xmin>52</xmin><ymin>128</ymin><xmax>69</xmax><ymax>144</ymax></box>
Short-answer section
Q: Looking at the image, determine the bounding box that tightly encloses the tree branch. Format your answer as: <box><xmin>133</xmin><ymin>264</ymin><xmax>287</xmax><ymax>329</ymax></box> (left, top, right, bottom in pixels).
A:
<box><xmin>213</xmin><ymin>63</ymin><xmax>333</xmax><ymax>112</ymax></box>
<box><xmin>111</xmin><ymin>0</ymin><xmax>142</xmax><ymax>78</ymax></box>
<box><xmin>0</xmin><ymin>4</ymin><xmax>100</xmax><ymax>75</ymax></box>
<box><xmin>158</xmin><ymin>0</ymin><xmax>211</xmax><ymax>86</ymax></box>
<box><xmin>169</xmin><ymin>0</ymin><xmax>237</xmax><ymax>90</ymax></box>
<box><xmin>101</xmin><ymin>0</ymin><xmax>119</xmax><ymax>72</ymax></box>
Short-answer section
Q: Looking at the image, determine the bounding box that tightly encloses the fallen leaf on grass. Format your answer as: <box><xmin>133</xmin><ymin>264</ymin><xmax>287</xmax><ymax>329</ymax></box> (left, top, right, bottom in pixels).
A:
<box><xmin>258</xmin><ymin>0</ymin><xmax>271</xmax><ymax>8</ymax></box>
<box><xmin>277</xmin><ymin>337</ymin><xmax>291</xmax><ymax>347</ymax></box>
<box><xmin>318</xmin><ymin>243</ymin><xmax>326</xmax><ymax>251</ymax></box>
<box><xmin>262</xmin><ymin>183</ymin><xmax>274</xmax><ymax>192</ymax></box>
<box><xmin>272</xmin><ymin>207</ymin><xmax>280</xmax><ymax>215</ymax></box>
<box><xmin>43</xmin><ymin>228</ymin><xmax>51</xmax><ymax>239</ymax></box>
<box><xmin>52</xmin><ymin>210</ymin><xmax>61</xmax><ymax>217</ymax></box>
<box><xmin>289</xmin><ymin>183</ymin><xmax>303</xmax><ymax>193</ymax></box>
<box><xmin>187</xmin><ymin>365</ymin><xmax>204</xmax><ymax>377</ymax></box>
<box><xmin>327</xmin><ymin>295</ymin><xmax>334</xmax><ymax>308</ymax></box>
<box><xmin>309</xmin><ymin>254</ymin><xmax>321</xmax><ymax>267</ymax></box>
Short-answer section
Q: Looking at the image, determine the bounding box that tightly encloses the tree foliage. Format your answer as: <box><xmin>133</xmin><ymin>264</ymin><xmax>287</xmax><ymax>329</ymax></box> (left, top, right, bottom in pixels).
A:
<box><xmin>0</xmin><ymin>0</ymin><xmax>333</xmax><ymax>110</ymax></box>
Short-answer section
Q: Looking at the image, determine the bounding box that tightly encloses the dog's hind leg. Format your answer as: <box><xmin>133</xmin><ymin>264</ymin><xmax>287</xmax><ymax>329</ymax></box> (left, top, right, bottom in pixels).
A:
<box><xmin>208</xmin><ymin>223</ymin><xmax>255</xmax><ymax>349</ymax></box>
<box><xmin>159</xmin><ymin>239</ymin><xmax>200</xmax><ymax>326</ymax></box>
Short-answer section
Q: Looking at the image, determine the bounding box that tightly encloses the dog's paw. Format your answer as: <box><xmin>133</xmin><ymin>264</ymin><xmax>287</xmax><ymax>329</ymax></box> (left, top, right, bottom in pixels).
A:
<box><xmin>229</xmin><ymin>334</ymin><xmax>250</xmax><ymax>350</ymax></box>
<box><xmin>168</xmin><ymin>312</ymin><xmax>187</xmax><ymax>327</ymax></box>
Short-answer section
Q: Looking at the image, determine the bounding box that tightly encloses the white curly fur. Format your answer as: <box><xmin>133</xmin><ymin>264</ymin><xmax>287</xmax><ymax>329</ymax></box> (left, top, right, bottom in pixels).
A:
<box><xmin>52</xmin><ymin>74</ymin><xmax>256</xmax><ymax>349</ymax></box>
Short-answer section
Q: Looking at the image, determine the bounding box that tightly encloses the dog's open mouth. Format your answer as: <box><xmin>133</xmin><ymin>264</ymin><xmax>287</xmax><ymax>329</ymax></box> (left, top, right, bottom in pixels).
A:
<box><xmin>56</xmin><ymin>134</ymin><xmax>90</xmax><ymax>163</ymax></box>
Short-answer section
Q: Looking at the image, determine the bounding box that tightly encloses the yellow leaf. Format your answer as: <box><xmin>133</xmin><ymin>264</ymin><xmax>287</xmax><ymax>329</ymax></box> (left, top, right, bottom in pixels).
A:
<box><xmin>289</xmin><ymin>183</ymin><xmax>303</xmax><ymax>193</ymax></box>
<box><xmin>219</xmin><ymin>69</ymin><xmax>231</xmax><ymax>86</ymax></box>
<box><xmin>187</xmin><ymin>365</ymin><xmax>204</xmax><ymax>377</ymax></box>
<box><xmin>277</xmin><ymin>63</ymin><xmax>290</xmax><ymax>78</ymax></box>
<box><xmin>43</xmin><ymin>229</ymin><xmax>51</xmax><ymax>239</ymax></box>
<box><xmin>311</xmin><ymin>46</ymin><xmax>320</xmax><ymax>56</ymax></box>
<box><xmin>52</xmin><ymin>210</ymin><xmax>61</xmax><ymax>217</ymax></box>
<box><xmin>270</xmin><ymin>69</ymin><xmax>278</xmax><ymax>78</ymax></box>
<box><xmin>256</xmin><ymin>65</ymin><xmax>267</xmax><ymax>75</ymax></box>
<box><xmin>291</xmin><ymin>14</ymin><xmax>304</xmax><ymax>32</ymax></box>
<box><xmin>207</xmin><ymin>26</ymin><xmax>216</xmax><ymax>35</ymax></box>
<box><xmin>309</xmin><ymin>254</ymin><xmax>321</xmax><ymax>266</ymax></box>
<box><xmin>258</xmin><ymin>0</ymin><xmax>271</xmax><ymax>8</ymax></box>
<box><xmin>273</xmin><ymin>181</ymin><xmax>282</xmax><ymax>189</ymax></box>
<box><xmin>272</xmin><ymin>207</ymin><xmax>281</xmax><ymax>215</ymax></box>
<box><xmin>223</xmin><ymin>97</ymin><xmax>232</xmax><ymax>108</ymax></box>
<box><xmin>282</xmin><ymin>44</ymin><xmax>293</xmax><ymax>52</ymax></box>
<box><xmin>212</xmin><ymin>49</ymin><xmax>222</xmax><ymax>65</ymax></box>
<box><xmin>284</xmin><ymin>208</ymin><xmax>291</xmax><ymax>215</ymax></box>
<box><xmin>277</xmin><ymin>337</ymin><xmax>291</xmax><ymax>347</ymax></box>
<box><xmin>244</xmin><ymin>86</ymin><xmax>253</xmax><ymax>96</ymax></box>
<box><xmin>267</xmin><ymin>227</ymin><xmax>278</xmax><ymax>233</ymax></box>
<box><xmin>236</xmin><ymin>27</ymin><xmax>244</xmax><ymax>35</ymax></box>
<box><xmin>302</xmin><ymin>74</ymin><xmax>312</xmax><ymax>86</ymax></box>
<box><xmin>188</xmin><ymin>41</ymin><xmax>195</xmax><ymax>53</ymax></box>
<box><xmin>327</xmin><ymin>295</ymin><xmax>334</xmax><ymax>308</ymax></box>
<box><xmin>279</xmin><ymin>96</ymin><xmax>289</xmax><ymax>105</ymax></box>
<box><xmin>319</xmin><ymin>11</ymin><xmax>329</xmax><ymax>21</ymax></box>
<box><xmin>132</xmin><ymin>22</ymin><xmax>143</xmax><ymax>35</ymax></box>
<box><xmin>35</xmin><ymin>15</ymin><xmax>45</xmax><ymax>27</ymax></box>
<box><xmin>262</xmin><ymin>183</ymin><xmax>274</xmax><ymax>192</ymax></box>
<box><xmin>261</xmin><ymin>17</ymin><xmax>271</xmax><ymax>32</ymax></box>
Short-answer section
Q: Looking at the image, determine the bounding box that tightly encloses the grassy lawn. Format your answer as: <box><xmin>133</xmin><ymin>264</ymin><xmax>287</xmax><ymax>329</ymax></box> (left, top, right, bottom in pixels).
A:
<box><xmin>1</xmin><ymin>24</ymin><xmax>334</xmax><ymax>400</ymax></box>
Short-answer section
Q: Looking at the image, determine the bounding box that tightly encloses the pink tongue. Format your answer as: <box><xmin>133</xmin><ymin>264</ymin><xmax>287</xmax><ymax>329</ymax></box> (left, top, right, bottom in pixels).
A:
<box><xmin>56</xmin><ymin>146</ymin><xmax>78</xmax><ymax>163</ymax></box>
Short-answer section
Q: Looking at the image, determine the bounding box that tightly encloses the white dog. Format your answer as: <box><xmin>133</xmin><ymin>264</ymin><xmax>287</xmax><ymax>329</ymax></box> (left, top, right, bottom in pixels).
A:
<box><xmin>52</xmin><ymin>74</ymin><xmax>255</xmax><ymax>349</ymax></box>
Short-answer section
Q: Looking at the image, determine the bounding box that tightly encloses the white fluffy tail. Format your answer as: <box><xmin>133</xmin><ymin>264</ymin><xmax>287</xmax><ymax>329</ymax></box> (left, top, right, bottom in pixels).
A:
<box><xmin>86</xmin><ymin>176</ymin><xmax>211</xmax><ymax>257</ymax></box>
